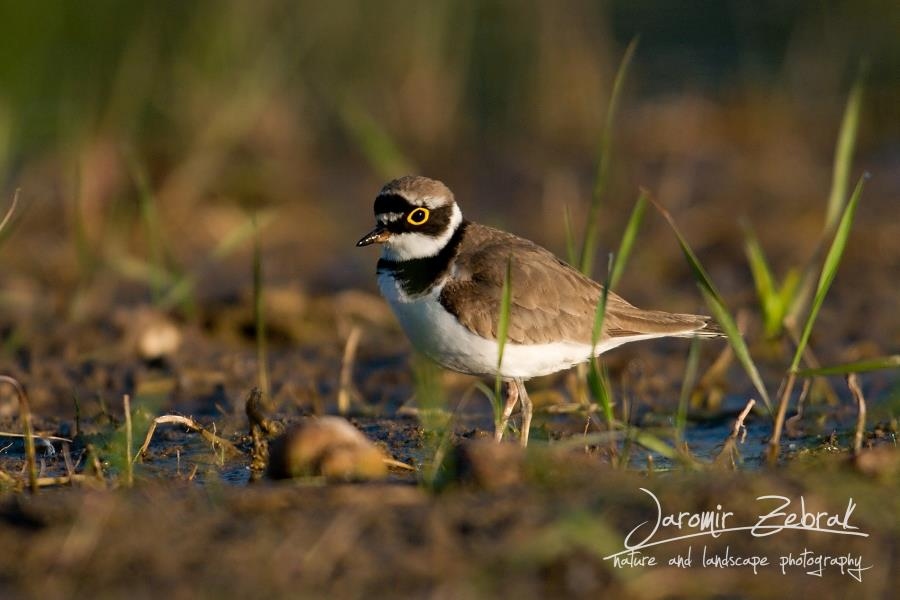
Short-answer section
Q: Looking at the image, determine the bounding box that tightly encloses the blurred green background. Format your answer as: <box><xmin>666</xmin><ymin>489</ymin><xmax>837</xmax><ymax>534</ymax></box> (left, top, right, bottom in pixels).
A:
<box><xmin>0</xmin><ymin>0</ymin><xmax>897</xmax><ymax>344</ymax></box>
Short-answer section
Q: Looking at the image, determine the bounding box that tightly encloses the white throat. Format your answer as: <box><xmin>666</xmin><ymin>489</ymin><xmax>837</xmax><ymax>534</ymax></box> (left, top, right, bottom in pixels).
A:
<box><xmin>381</xmin><ymin>203</ymin><xmax>462</xmax><ymax>261</ymax></box>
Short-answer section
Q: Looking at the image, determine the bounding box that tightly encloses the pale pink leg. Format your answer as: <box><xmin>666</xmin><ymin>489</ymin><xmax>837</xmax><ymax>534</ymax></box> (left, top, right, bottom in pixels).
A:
<box><xmin>494</xmin><ymin>381</ymin><xmax>519</xmax><ymax>442</ymax></box>
<box><xmin>516</xmin><ymin>379</ymin><xmax>533</xmax><ymax>447</ymax></box>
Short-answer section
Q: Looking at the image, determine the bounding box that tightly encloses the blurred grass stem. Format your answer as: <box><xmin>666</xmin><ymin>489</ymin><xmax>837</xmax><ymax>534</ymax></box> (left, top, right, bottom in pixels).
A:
<box><xmin>578</xmin><ymin>37</ymin><xmax>639</xmax><ymax>276</ymax></box>
<box><xmin>123</xmin><ymin>394</ymin><xmax>133</xmax><ymax>487</ymax></box>
<box><xmin>847</xmin><ymin>374</ymin><xmax>866</xmax><ymax>455</ymax></box>
<box><xmin>338</xmin><ymin>327</ymin><xmax>362</xmax><ymax>415</ymax></box>
<box><xmin>0</xmin><ymin>188</ymin><xmax>18</xmax><ymax>234</ymax></box>
<box><xmin>0</xmin><ymin>376</ymin><xmax>37</xmax><ymax>493</ymax></box>
<box><xmin>253</xmin><ymin>213</ymin><xmax>270</xmax><ymax>399</ymax></box>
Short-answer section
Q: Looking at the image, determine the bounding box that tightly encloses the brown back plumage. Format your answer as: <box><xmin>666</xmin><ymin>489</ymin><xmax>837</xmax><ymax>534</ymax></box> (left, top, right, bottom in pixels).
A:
<box><xmin>438</xmin><ymin>223</ymin><xmax>719</xmax><ymax>345</ymax></box>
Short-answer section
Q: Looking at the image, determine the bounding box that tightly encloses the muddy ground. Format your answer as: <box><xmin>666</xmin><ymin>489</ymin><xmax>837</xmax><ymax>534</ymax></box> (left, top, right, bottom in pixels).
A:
<box><xmin>0</xmin><ymin>70</ymin><xmax>898</xmax><ymax>599</ymax></box>
<box><xmin>0</xmin><ymin>179</ymin><xmax>898</xmax><ymax>598</ymax></box>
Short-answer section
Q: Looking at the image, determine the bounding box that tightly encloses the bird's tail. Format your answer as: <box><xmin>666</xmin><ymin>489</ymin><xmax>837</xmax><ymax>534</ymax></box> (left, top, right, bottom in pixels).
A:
<box><xmin>670</xmin><ymin>314</ymin><xmax>725</xmax><ymax>338</ymax></box>
<box><xmin>608</xmin><ymin>308</ymin><xmax>725</xmax><ymax>339</ymax></box>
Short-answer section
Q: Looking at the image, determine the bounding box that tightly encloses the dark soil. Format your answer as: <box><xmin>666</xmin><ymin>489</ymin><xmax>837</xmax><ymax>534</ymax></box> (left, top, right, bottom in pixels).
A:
<box><xmin>1</xmin><ymin>99</ymin><xmax>898</xmax><ymax>599</ymax></box>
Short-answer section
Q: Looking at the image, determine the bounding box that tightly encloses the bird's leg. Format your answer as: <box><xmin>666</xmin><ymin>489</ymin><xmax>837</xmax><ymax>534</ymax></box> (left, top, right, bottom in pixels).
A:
<box><xmin>494</xmin><ymin>380</ymin><xmax>519</xmax><ymax>442</ymax></box>
<box><xmin>516</xmin><ymin>378</ymin><xmax>533</xmax><ymax>447</ymax></box>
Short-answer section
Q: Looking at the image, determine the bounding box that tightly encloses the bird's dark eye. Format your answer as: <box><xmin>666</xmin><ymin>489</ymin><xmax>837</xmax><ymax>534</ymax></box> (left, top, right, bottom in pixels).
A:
<box><xmin>406</xmin><ymin>207</ymin><xmax>430</xmax><ymax>225</ymax></box>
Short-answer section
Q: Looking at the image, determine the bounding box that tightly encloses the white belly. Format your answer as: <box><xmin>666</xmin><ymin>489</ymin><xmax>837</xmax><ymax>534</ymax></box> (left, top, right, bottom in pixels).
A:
<box><xmin>378</xmin><ymin>272</ymin><xmax>649</xmax><ymax>379</ymax></box>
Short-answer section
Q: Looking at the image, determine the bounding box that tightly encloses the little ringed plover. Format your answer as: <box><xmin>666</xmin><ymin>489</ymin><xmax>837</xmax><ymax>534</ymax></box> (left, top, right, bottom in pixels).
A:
<box><xmin>357</xmin><ymin>176</ymin><xmax>723</xmax><ymax>445</ymax></box>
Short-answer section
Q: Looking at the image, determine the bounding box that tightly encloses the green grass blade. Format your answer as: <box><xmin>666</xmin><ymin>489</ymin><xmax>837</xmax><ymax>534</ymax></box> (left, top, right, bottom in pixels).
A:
<box><xmin>591</xmin><ymin>254</ymin><xmax>613</xmax><ymax>348</ymax></box>
<box><xmin>649</xmin><ymin>199</ymin><xmax>718</xmax><ymax>293</ymax></box>
<box><xmin>413</xmin><ymin>354</ymin><xmax>449</xmax><ymax>433</ymax></box>
<box><xmin>585</xmin><ymin>190</ymin><xmax>646</xmax><ymax>423</ymax></box>
<box><xmin>825</xmin><ymin>73</ymin><xmax>864</xmax><ymax>232</ymax></box>
<box><xmin>788</xmin><ymin>74</ymin><xmax>865</xmax><ymax>325</ymax></box>
<box><xmin>589</xmin><ymin>254</ymin><xmax>615</xmax><ymax>425</ymax></box>
<box><xmin>106</xmin><ymin>254</ymin><xmax>176</xmax><ymax>287</ymax></box>
<box><xmin>742</xmin><ymin>222</ymin><xmax>781</xmax><ymax>336</ymax></box>
<box><xmin>742</xmin><ymin>224</ymin><xmax>775</xmax><ymax>296</ymax></box>
<box><xmin>213</xmin><ymin>210</ymin><xmax>276</xmax><ymax>260</ymax></box>
<box><xmin>609</xmin><ymin>190</ymin><xmax>647</xmax><ymax>290</ymax></box>
<box><xmin>339</xmin><ymin>99</ymin><xmax>415</xmax><ymax>179</ymax></box>
<box><xmin>127</xmin><ymin>151</ymin><xmax>168</xmax><ymax>303</ymax></box>
<box><xmin>630</xmin><ymin>430</ymin><xmax>679</xmax><ymax>461</ymax></box>
<box><xmin>72</xmin><ymin>185</ymin><xmax>100</xmax><ymax>283</ymax></box>
<box><xmin>675</xmin><ymin>337</ymin><xmax>700</xmax><ymax>443</ymax></box>
<box><xmin>650</xmin><ymin>197</ymin><xmax>772</xmax><ymax>412</ymax></box>
<box><xmin>587</xmin><ymin>358</ymin><xmax>614</xmax><ymax>427</ymax></box>
<box><xmin>699</xmin><ymin>288</ymin><xmax>770</xmax><ymax>412</ymax></box>
<box><xmin>495</xmin><ymin>258</ymin><xmax>513</xmax><ymax>370</ymax></box>
<box><xmin>472</xmin><ymin>381</ymin><xmax>498</xmax><ymax>408</ymax></box>
<box><xmin>777</xmin><ymin>268</ymin><xmax>801</xmax><ymax>315</ymax></box>
<box><xmin>797</xmin><ymin>355</ymin><xmax>900</xmax><ymax>377</ymax></box>
<box><xmin>418</xmin><ymin>356</ymin><xmax>465</xmax><ymax>488</ymax></box>
<box><xmin>790</xmin><ymin>174</ymin><xmax>867</xmax><ymax>372</ymax></box>
<box><xmin>493</xmin><ymin>259</ymin><xmax>513</xmax><ymax>425</ymax></box>
<box><xmin>159</xmin><ymin>211</ymin><xmax>275</xmax><ymax>310</ymax></box>
<box><xmin>579</xmin><ymin>36</ymin><xmax>639</xmax><ymax>276</ymax></box>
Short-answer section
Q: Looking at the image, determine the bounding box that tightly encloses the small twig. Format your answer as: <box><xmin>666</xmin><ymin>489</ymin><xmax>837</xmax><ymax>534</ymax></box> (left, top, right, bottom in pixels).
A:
<box><xmin>767</xmin><ymin>371</ymin><xmax>796</xmax><ymax>465</ymax></box>
<box><xmin>36</xmin><ymin>474</ymin><xmax>91</xmax><ymax>488</ymax></box>
<box><xmin>0</xmin><ymin>376</ymin><xmax>37</xmax><ymax>493</ymax></box>
<box><xmin>0</xmin><ymin>431</ymin><xmax>59</xmax><ymax>456</ymax></box>
<box><xmin>0</xmin><ymin>189</ymin><xmax>20</xmax><ymax>234</ymax></box>
<box><xmin>62</xmin><ymin>444</ymin><xmax>75</xmax><ymax>478</ymax></box>
<box><xmin>730</xmin><ymin>399</ymin><xmax>756</xmax><ymax>442</ymax></box>
<box><xmin>847</xmin><ymin>374</ymin><xmax>867</xmax><ymax>454</ymax></box>
<box><xmin>337</xmin><ymin>327</ymin><xmax>362</xmax><ymax>415</ymax></box>
<box><xmin>123</xmin><ymin>395</ymin><xmax>134</xmax><ymax>486</ymax></box>
<box><xmin>138</xmin><ymin>414</ymin><xmax>242</xmax><ymax>460</ymax></box>
<box><xmin>785</xmin><ymin>378</ymin><xmax>811</xmax><ymax>438</ymax></box>
<box><xmin>0</xmin><ymin>432</ymin><xmax>72</xmax><ymax>443</ymax></box>
<box><xmin>382</xmin><ymin>457</ymin><xmax>415</xmax><ymax>471</ymax></box>
<box><xmin>544</xmin><ymin>401</ymin><xmax>600</xmax><ymax>414</ymax></box>
<box><xmin>714</xmin><ymin>398</ymin><xmax>756</xmax><ymax>469</ymax></box>
<box><xmin>582</xmin><ymin>414</ymin><xmax>596</xmax><ymax>454</ymax></box>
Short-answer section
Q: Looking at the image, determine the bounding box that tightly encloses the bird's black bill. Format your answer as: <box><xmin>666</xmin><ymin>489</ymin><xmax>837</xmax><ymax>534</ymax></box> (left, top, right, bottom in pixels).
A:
<box><xmin>356</xmin><ymin>225</ymin><xmax>390</xmax><ymax>247</ymax></box>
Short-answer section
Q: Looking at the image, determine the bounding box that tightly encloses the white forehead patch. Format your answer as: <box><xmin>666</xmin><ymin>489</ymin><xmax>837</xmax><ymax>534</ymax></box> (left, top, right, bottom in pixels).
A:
<box><xmin>377</xmin><ymin>212</ymin><xmax>404</xmax><ymax>225</ymax></box>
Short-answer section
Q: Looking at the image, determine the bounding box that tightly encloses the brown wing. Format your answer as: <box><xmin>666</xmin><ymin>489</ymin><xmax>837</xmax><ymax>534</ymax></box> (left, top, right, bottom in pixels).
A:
<box><xmin>439</xmin><ymin>223</ymin><xmax>715</xmax><ymax>345</ymax></box>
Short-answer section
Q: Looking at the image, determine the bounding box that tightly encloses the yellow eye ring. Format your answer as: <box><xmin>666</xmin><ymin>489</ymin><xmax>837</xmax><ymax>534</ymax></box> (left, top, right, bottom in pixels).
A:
<box><xmin>406</xmin><ymin>207</ymin><xmax>430</xmax><ymax>225</ymax></box>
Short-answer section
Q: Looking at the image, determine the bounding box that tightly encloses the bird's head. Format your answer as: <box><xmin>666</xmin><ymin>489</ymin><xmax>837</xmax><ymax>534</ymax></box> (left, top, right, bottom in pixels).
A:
<box><xmin>356</xmin><ymin>176</ymin><xmax>462</xmax><ymax>260</ymax></box>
